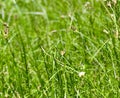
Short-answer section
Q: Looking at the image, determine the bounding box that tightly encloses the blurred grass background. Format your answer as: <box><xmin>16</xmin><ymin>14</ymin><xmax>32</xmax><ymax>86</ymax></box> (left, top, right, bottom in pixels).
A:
<box><xmin>0</xmin><ymin>0</ymin><xmax>120</xmax><ymax>97</ymax></box>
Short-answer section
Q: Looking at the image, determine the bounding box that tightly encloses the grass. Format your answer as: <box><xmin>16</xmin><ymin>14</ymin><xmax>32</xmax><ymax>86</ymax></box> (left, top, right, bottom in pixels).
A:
<box><xmin>0</xmin><ymin>0</ymin><xmax>120</xmax><ymax>97</ymax></box>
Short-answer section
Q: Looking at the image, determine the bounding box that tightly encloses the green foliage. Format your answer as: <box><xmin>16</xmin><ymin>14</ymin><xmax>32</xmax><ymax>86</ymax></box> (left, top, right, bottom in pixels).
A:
<box><xmin>0</xmin><ymin>0</ymin><xmax>120</xmax><ymax>97</ymax></box>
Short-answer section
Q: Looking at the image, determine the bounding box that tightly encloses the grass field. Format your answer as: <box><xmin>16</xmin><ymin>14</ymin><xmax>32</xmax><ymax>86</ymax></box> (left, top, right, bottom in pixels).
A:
<box><xmin>0</xmin><ymin>0</ymin><xmax>120</xmax><ymax>97</ymax></box>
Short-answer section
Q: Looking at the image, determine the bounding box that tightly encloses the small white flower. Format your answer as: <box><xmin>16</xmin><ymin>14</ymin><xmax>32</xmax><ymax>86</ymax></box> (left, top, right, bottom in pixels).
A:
<box><xmin>78</xmin><ymin>72</ymin><xmax>85</xmax><ymax>77</ymax></box>
<box><xmin>60</xmin><ymin>50</ymin><xmax>65</xmax><ymax>56</ymax></box>
<box><xmin>112</xmin><ymin>0</ymin><xmax>117</xmax><ymax>5</ymax></box>
<box><xmin>107</xmin><ymin>1</ymin><xmax>112</xmax><ymax>7</ymax></box>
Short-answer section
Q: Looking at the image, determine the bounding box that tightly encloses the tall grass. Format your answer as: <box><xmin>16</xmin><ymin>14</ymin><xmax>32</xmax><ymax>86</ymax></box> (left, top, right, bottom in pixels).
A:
<box><xmin>0</xmin><ymin>0</ymin><xmax>120</xmax><ymax>97</ymax></box>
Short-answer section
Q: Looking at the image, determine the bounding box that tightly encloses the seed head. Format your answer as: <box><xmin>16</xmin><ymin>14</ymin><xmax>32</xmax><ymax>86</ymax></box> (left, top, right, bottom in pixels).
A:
<box><xmin>3</xmin><ymin>22</ymin><xmax>9</xmax><ymax>38</ymax></box>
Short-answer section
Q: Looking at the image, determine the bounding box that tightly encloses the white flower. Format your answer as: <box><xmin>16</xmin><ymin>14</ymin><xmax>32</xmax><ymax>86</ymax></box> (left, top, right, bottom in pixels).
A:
<box><xmin>78</xmin><ymin>72</ymin><xmax>85</xmax><ymax>77</ymax></box>
<box><xmin>112</xmin><ymin>0</ymin><xmax>117</xmax><ymax>5</ymax></box>
<box><xmin>60</xmin><ymin>50</ymin><xmax>65</xmax><ymax>56</ymax></box>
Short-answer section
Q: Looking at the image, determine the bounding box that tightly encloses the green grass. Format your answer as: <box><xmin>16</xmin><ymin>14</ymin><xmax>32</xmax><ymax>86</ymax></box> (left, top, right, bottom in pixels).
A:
<box><xmin>0</xmin><ymin>0</ymin><xmax>120</xmax><ymax>97</ymax></box>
